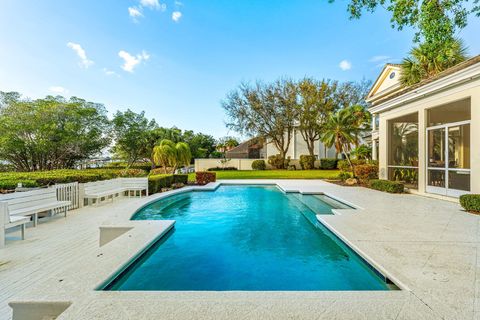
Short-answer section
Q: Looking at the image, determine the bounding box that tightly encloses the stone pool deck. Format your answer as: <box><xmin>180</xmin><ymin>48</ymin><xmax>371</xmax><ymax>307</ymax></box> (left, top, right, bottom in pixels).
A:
<box><xmin>0</xmin><ymin>179</ymin><xmax>478</xmax><ymax>319</ymax></box>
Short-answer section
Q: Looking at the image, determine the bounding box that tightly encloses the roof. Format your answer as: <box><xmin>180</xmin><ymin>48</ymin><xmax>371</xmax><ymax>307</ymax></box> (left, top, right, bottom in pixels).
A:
<box><xmin>366</xmin><ymin>63</ymin><xmax>402</xmax><ymax>100</ymax></box>
<box><xmin>370</xmin><ymin>55</ymin><xmax>480</xmax><ymax>106</ymax></box>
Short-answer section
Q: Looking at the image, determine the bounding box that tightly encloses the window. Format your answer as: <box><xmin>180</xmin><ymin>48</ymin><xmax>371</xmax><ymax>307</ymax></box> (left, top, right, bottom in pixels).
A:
<box><xmin>388</xmin><ymin>113</ymin><xmax>418</xmax><ymax>189</ymax></box>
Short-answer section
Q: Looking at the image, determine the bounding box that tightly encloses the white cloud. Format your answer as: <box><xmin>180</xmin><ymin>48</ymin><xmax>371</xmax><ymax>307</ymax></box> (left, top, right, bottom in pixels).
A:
<box><xmin>339</xmin><ymin>60</ymin><xmax>352</xmax><ymax>71</ymax></box>
<box><xmin>49</xmin><ymin>86</ymin><xmax>68</xmax><ymax>94</ymax></box>
<box><xmin>67</xmin><ymin>42</ymin><xmax>94</xmax><ymax>68</ymax></box>
<box><xmin>118</xmin><ymin>50</ymin><xmax>150</xmax><ymax>73</ymax></box>
<box><xmin>103</xmin><ymin>68</ymin><xmax>120</xmax><ymax>77</ymax></box>
<box><xmin>172</xmin><ymin>11</ymin><xmax>182</xmax><ymax>22</ymax></box>
<box><xmin>369</xmin><ymin>55</ymin><xmax>390</xmax><ymax>63</ymax></box>
<box><xmin>140</xmin><ymin>0</ymin><xmax>163</xmax><ymax>10</ymax></box>
<box><xmin>128</xmin><ymin>6</ymin><xmax>143</xmax><ymax>21</ymax></box>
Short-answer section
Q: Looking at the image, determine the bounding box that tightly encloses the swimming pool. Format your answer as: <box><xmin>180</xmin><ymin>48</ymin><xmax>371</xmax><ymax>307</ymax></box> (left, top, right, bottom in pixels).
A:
<box><xmin>103</xmin><ymin>185</ymin><xmax>393</xmax><ymax>291</ymax></box>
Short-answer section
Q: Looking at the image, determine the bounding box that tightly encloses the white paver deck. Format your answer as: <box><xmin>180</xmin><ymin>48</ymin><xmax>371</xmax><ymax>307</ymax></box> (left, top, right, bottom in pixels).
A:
<box><xmin>1</xmin><ymin>180</ymin><xmax>479</xmax><ymax>319</ymax></box>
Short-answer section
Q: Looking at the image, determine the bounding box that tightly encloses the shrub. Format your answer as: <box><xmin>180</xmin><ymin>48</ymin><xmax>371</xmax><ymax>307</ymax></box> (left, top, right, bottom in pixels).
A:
<box><xmin>209</xmin><ymin>151</ymin><xmax>224</xmax><ymax>158</ymax></box>
<box><xmin>337</xmin><ymin>159</ymin><xmax>364</xmax><ymax>171</ymax></box>
<box><xmin>117</xmin><ymin>169</ymin><xmax>148</xmax><ymax>177</ymax></box>
<box><xmin>196</xmin><ymin>171</ymin><xmax>216</xmax><ymax>185</ymax></box>
<box><xmin>369</xmin><ymin>179</ymin><xmax>404</xmax><ymax>193</ymax></box>
<box><xmin>149</xmin><ymin>168</ymin><xmax>167</xmax><ymax>176</ymax></box>
<box><xmin>268</xmin><ymin>154</ymin><xmax>290</xmax><ymax>169</ymax></box>
<box><xmin>459</xmin><ymin>194</ymin><xmax>480</xmax><ymax>213</ymax></box>
<box><xmin>0</xmin><ymin>179</ymin><xmax>39</xmax><ymax>191</ymax></box>
<box><xmin>103</xmin><ymin>162</ymin><xmax>152</xmax><ymax>172</ymax></box>
<box><xmin>320</xmin><ymin>158</ymin><xmax>338</xmax><ymax>170</ymax></box>
<box><xmin>173</xmin><ymin>174</ymin><xmax>188</xmax><ymax>184</ymax></box>
<box><xmin>251</xmin><ymin>160</ymin><xmax>266</xmax><ymax>170</ymax></box>
<box><xmin>299</xmin><ymin>155</ymin><xmax>315</xmax><ymax>170</ymax></box>
<box><xmin>337</xmin><ymin>172</ymin><xmax>351</xmax><ymax>181</ymax></box>
<box><xmin>148</xmin><ymin>174</ymin><xmax>174</xmax><ymax>194</ymax></box>
<box><xmin>207</xmin><ymin>167</ymin><xmax>238</xmax><ymax>171</ymax></box>
<box><xmin>0</xmin><ymin>168</ymin><xmax>148</xmax><ymax>190</ymax></box>
<box><xmin>353</xmin><ymin>164</ymin><xmax>379</xmax><ymax>183</ymax></box>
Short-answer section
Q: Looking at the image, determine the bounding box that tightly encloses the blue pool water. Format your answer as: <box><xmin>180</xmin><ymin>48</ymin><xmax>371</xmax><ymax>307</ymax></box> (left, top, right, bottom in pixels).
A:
<box><xmin>104</xmin><ymin>185</ymin><xmax>391</xmax><ymax>291</ymax></box>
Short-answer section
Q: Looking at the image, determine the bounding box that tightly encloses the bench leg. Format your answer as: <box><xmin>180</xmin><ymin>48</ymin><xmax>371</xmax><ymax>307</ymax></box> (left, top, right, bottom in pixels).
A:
<box><xmin>33</xmin><ymin>213</ymin><xmax>38</xmax><ymax>227</ymax></box>
<box><xmin>64</xmin><ymin>207</ymin><xmax>67</xmax><ymax>217</ymax></box>
<box><xmin>21</xmin><ymin>224</ymin><xmax>26</xmax><ymax>240</ymax></box>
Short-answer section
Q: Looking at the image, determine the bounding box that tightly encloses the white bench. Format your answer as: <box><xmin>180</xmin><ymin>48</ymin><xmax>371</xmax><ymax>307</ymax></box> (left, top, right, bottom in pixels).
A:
<box><xmin>83</xmin><ymin>178</ymin><xmax>148</xmax><ymax>206</ymax></box>
<box><xmin>0</xmin><ymin>202</ymin><xmax>30</xmax><ymax>248</ymax></box>
<box><xmin>0</xmin><ymin>188</ymin><xmax>71</xmax><ymax>227</ymax></box>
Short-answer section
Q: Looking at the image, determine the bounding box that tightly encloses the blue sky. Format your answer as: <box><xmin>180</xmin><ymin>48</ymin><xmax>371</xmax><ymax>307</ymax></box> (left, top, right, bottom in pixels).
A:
<box><xmin>1</xmin><ymin>0</ymin><xmax>479</xmax><ymax>138</ymax></box>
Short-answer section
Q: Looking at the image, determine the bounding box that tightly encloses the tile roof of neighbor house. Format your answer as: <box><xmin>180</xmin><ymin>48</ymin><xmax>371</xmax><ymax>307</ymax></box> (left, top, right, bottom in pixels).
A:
<box><xmin>372</xmin><ymin>55</ymin><xmax>480</xmax><ymax>105</ymax></box>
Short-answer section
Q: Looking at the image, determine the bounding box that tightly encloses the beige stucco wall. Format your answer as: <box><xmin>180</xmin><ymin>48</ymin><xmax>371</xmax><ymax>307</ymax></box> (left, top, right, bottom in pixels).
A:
<box><xmin>194</xmin><ymin>159</ymin><xmax>264</xmax><ymax>171</ymax></box>
<box><xmin>377</xmin><ymin>79</ymin><xmax>480</xmax><ymax>195</ymax></box>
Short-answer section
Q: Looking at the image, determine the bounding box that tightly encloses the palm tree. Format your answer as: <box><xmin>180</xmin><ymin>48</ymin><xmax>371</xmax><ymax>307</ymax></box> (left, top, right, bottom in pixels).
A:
<box><xmin>152</xmin><ymin>139</ymin><xmax>192</xmax><ymax>173</ymax></box>
<box><xmin>400</xmin><ymin>38</ymin><xmax>468</xmax><ymax>86</ymax></box>
<box><xmin>174</xmin><ymin>142</ymin><xmax>192</xmax><ymax>172</ymax></box>
<box><xmin>320</xmin><ymin>107</ymin><xmax>364</xmax><ymax>175</ymax></box>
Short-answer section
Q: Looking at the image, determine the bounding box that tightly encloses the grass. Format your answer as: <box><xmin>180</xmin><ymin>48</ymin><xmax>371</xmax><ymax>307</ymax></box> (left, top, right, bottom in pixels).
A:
<box><xmin>188</xmin><ymin>170</ymin><xmax>340</xmax><ymax>181</ymax></box>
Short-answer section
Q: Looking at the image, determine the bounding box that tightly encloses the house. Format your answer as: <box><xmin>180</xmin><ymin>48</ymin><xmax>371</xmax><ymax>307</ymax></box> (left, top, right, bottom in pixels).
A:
<box><xmin>367</xmin><ymin>56</ymin><xmax>480</xmax><ymax>198</ymax></box>
<box><xmin>265</xmin><ymin>129</ymin><xmax>338</xmax><ymax>160</ymax></box>
<box><xmin>225</xmin><ymin>138</ymin><xmax>266</xmax><ymax>159</ymax></box>
<box><xmin>194</xmin><ymin>131</ymin><xmax>337</xmax><ymax>171</ymax></box>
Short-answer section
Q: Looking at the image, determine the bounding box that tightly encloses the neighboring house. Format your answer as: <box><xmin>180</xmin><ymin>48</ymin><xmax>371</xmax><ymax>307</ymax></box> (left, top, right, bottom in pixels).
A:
<box><xmin>225</xmin><ymin>138</ymin><xmax>266</xmax><ymax>159</ymax></box>
<box><xmin>367</xmin><ymin>56</ymin><xmax>480</xmax><ymax>198</ymax></box>
<box><xmin>265</xmin><ymin>129</ymin><xmax>338</xmax><ymax>160</ymax></box>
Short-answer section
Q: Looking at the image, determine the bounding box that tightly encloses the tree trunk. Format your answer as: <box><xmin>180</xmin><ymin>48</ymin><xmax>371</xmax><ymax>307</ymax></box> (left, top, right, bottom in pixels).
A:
<box><xmin>307</xmin><ymin>139</ymin><xmax>315</xmax><ymax>158</ymax></box>
<box><xmin>343</xmin><ymin>151</ymin><xmax>355</xmax><ymax>178</ymax></box>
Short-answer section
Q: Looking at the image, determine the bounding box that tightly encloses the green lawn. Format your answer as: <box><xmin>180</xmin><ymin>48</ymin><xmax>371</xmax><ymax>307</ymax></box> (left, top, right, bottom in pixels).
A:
<box><xmin>188</xmin><ymin>169</ymin><xmax>340</xmax><ymax>181</ymax></box>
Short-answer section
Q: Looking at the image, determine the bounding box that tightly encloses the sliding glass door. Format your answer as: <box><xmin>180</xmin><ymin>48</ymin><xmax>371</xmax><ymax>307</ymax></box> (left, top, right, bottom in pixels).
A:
<box><xmin>426</xmin><ymin>121</ymin><xmax>470</xmax><ymax>197</ymax></box>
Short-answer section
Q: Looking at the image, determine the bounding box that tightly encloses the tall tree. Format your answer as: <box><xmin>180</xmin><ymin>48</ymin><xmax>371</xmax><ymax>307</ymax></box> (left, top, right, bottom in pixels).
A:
<box><xmin>320</xmin><ymin>107</ymin><xmax>367</xmax><ymax>175</ymax></box>
<box><xmin>183</xmin><ymin>131</ymin><xmax>217</xmax><ymax>159</ymax></box>
<box><xmin>152</xmin><ymin>139</ymin><xmax>192</xmax><ymax>173</ymax></box>
<box><xmin>296</xmin><ymin>78</ymin><xmax>337</xmax><ymax>157</ymax></box>
<box><xmin>334</xmin><ymin>79</ymin><xmax>372</xmax><ymax>109</ymax></box>
<box><xmin>222</xmin><ymin>79</ymin><xmax>297</xmax><ymax>168</ymax></box>
<box><xmin>336</xmin><ymin>0</ymin><xmax>479</xmax><ymax>44</ymax></box>
<box><xmin>111</xmin><ymin>109</ymin><xmax>157</xmax><ymax>167</ymax></box>
<box><xmin>144</xmin><ymin>127</ymin><xmax>183</xmax><ymax>167</ymax></box>
<box><xmin>216</xmin><ymin>136</ymin><xmax>240</xmax><ymax>152</ymax></box>
<box><xmin>0</xmin><ymin>92</ymin><xmax>111</xmax><ymax>171</ymax></box>
<box><xmin>400</xmin><ymin>38</ymin><xmax>468</xmax><ymax>85</ymax></box>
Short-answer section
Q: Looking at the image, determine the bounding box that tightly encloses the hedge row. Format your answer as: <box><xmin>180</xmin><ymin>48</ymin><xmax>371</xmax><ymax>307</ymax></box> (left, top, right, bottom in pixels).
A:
<box><xmin>319</xmin><ymin>158</ymin><xmax>338</xmax><ymax>170</ymax></box>
<box><xmin>368</xmin><ymin>179</ymin><xmax>405</xmax><ymax>193</ymax></box>
<box><xmin>0</xmin><ymin>169</ymin><xmax>148</xmax><ymax>190</ymax></box>
<box><xmin>102</xmin><ymin>162</ymin><xmax>153</xmax><ymax>172</ymax></box>
<box><xmin>148</xmin><ymin>174</ymin><xmax>188</xmax><ymax>194</ymax></box>
<box><xmin>207</xmin><ymin>167</ymin><xmax>238</xmax><ymax>171</ymax></box>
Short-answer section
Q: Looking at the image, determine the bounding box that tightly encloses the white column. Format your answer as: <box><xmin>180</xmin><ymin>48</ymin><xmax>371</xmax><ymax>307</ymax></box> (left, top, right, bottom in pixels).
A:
<box><xmin>372</xmin><ymin>139</ymin><xmax>378</xmax><ymax>161</ymax></box>
<box><xmin>471</xmin><ymin>92</ymin><xmax>480</xmax><ymax>193</ymax></box>
<box><xmin>418</xmin><ymin>110</ymin><xmax>426</xmax><ymax>193</ymax></box>
<box><xmin>379</xmin><ymin>116</ymin><xmax>388</xmax><ymax>180</ymax></box>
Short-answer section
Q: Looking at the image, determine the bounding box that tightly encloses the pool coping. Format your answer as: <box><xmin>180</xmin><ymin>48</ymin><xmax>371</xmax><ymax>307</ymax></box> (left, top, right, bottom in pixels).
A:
<box><xmin>8</xmin><ymin>181</ymin><xmax>419</xmax><ymax>319</ymax></box>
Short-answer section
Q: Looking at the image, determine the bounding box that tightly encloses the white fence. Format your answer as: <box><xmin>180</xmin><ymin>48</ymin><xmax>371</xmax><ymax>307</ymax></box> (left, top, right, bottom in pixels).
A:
<box><xmin>53</xmin><ymin>182</ymin><xmax>80</xmax><ymax>213</ymax></box>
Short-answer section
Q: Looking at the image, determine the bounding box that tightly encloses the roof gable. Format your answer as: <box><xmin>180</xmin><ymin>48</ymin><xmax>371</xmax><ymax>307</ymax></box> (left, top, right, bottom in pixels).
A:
<box><xmin>367</xmin><ymin>64</ymin><xmax>401</xmax><ymax>101</ymax></box>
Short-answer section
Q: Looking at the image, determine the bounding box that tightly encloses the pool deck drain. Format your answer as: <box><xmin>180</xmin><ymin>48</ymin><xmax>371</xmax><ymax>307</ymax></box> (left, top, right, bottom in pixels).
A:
<box><xmin>1</xmin><ymin>179</ymin><xmax>478</xmax><ymax>319</ymax></box>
